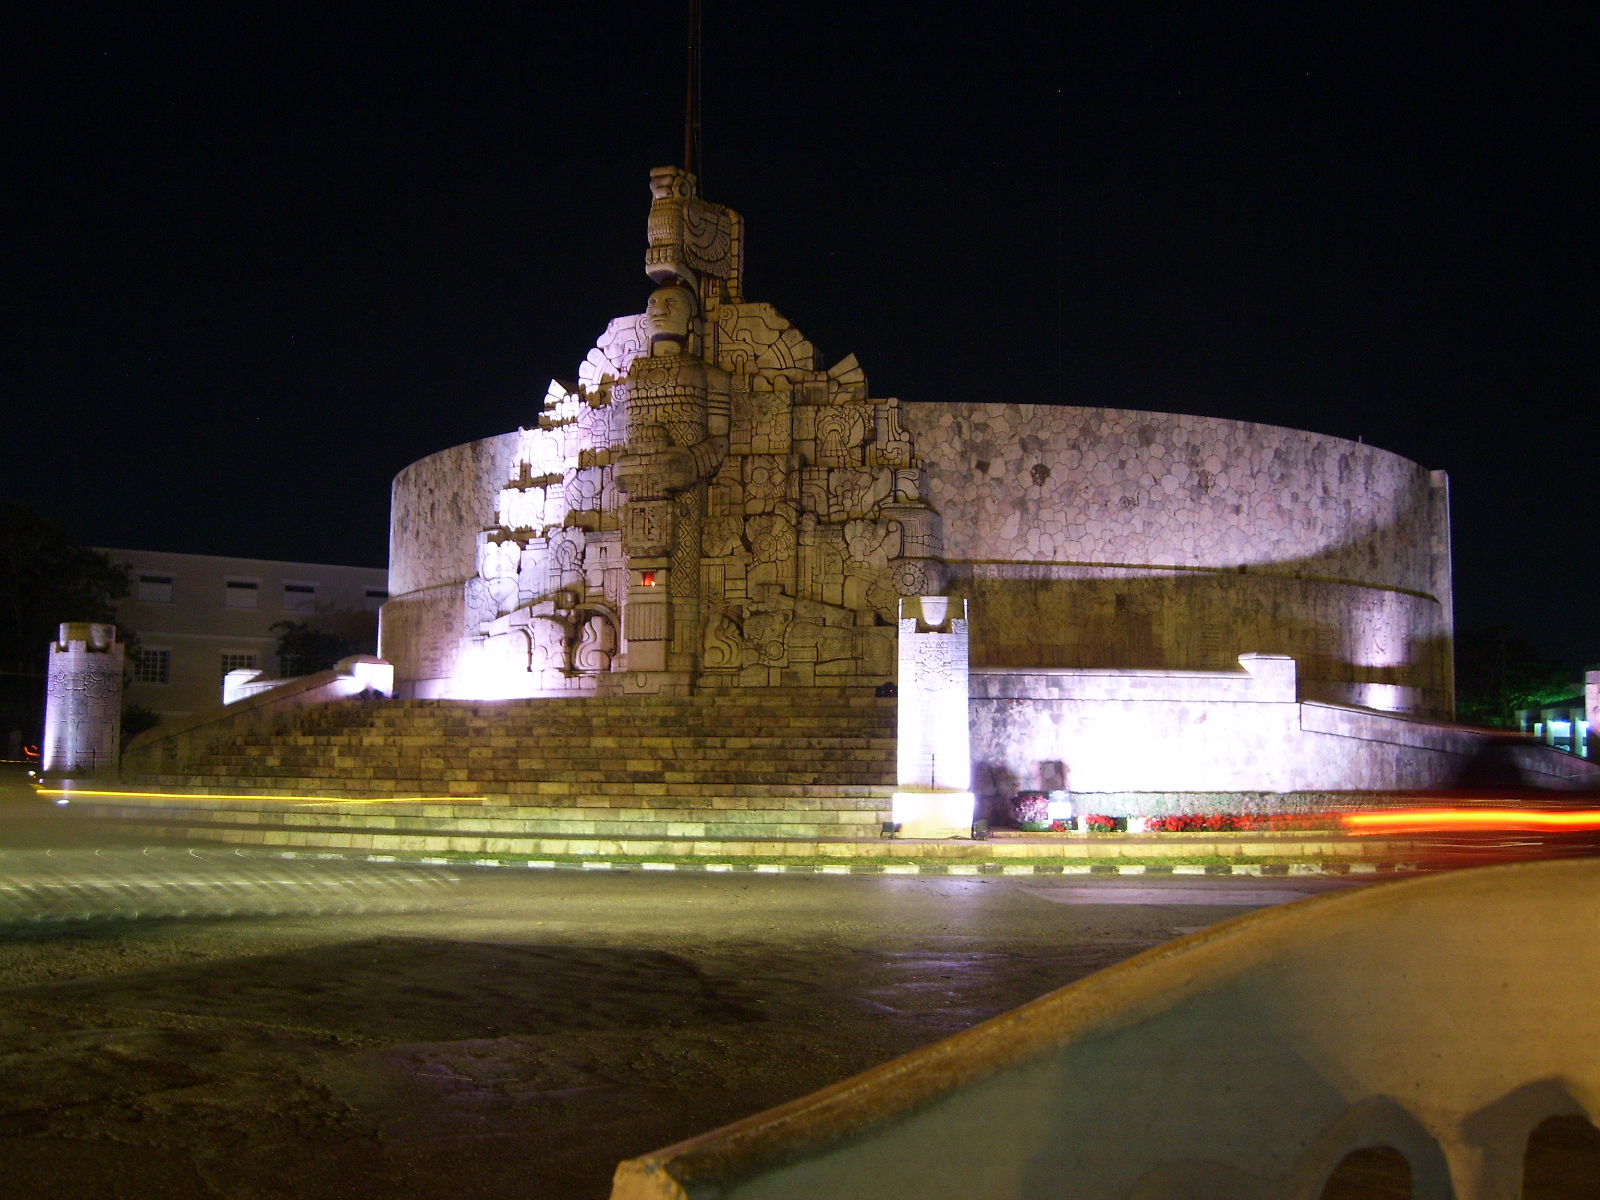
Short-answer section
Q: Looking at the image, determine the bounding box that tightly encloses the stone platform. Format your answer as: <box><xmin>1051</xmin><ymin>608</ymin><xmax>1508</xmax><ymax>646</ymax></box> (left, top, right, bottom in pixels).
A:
<box><xmin>120</xmin><ymin>688</ymin><xmax>897</xmax><ymax>799</ymax></box>
<box><xmin>99</xmin><ymin>686</ymin><xmax>1429</xmax><ymax>864</ymax></box>
<box><xmin>44</xmin><ymin>787</ymin><xmax>1417</xmax><ymax>865</ymax></box>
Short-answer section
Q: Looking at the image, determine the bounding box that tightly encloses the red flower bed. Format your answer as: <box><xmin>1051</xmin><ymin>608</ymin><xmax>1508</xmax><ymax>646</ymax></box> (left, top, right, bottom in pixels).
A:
<box><xmin>1144</xmin><ymin>813</ymin><xmax>1336</xmax><ymax>833</ymax></box>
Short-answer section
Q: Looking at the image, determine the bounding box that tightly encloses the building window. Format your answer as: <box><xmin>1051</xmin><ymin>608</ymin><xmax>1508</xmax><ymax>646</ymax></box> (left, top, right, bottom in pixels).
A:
<box><xmin>364</xmin><ymin>587</ymin><xmax>389</xmax><ymax>612</ymax></box>
<box><xmin>221</xmin><ymin>652</ymin><xmax>258</xmax><ymax>678</ymax></box>
<box><xmin>133</xmin><ymin>648</ymin><xmax>171</xmax><ymax>684</ymax></box>
<box><xmin>136</xmin><ymin>574</ymin><xmax>174</xmax><ymax>603</ymax></box>
<box><xmin>282</xmin><ymin>581</ymin><xmax>317</xmax><ymax>613</ymax></box>
<box><xmin>225</xmin><ymin>579</ymin><xmax>260</xmax><ymax>608</ymax></box>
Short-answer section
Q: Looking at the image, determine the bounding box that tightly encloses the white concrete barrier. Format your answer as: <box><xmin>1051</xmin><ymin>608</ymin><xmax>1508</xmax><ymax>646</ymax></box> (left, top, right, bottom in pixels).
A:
<box><xmin>612</xmin><ymin>858</ymin><xmax>1600</xmax><ymax>1199</ymax></box>
<box><xmin>970</xmin><ymin>654</ymin><xmax>1600</xmax><ymax>801</ymax></box>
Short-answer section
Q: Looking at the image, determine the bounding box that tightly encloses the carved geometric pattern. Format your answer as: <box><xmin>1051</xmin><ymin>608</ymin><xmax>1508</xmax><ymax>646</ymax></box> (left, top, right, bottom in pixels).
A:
<box><xmin>447</xmin><ymin>167</ymin><xmax>943</xmax><ymax>693</ymax></box>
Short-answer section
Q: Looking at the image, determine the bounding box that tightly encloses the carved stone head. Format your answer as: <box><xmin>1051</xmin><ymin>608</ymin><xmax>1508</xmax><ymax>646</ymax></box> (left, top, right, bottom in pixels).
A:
<box><xmin>643</xmin><ymin>285</ymin><xmax>696</xmax><ymax>356</ymax></box>
<box><xmin>649</xmin><ymin>165</ymin><xmax>694</xmax><ymax>201</ymax></box>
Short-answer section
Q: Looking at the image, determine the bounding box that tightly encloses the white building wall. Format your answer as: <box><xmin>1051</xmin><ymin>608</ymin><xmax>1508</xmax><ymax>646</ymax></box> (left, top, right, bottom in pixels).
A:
<box><xmin>102</xmin><ymin>549</ymin><xmax>389</xmax><ymax>719</ymax></box>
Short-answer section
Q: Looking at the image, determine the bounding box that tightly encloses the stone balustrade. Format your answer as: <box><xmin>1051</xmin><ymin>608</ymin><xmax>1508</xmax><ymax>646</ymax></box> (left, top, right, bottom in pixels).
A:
<box><xmin>611</xmin><ymin>857</ymin><xmax>1600</xmax><ymax>1199</ymax></box>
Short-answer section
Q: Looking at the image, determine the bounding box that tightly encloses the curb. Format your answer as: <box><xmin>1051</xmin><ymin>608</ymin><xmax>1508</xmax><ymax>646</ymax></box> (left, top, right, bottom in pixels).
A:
<box><xmin>286</xmin><ymin>852</ymin><xmax>1415</xmax><ymax>877</ymax></box>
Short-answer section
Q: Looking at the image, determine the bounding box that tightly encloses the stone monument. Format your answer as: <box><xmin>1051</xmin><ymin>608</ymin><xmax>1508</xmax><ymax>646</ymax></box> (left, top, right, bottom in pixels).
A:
<box><xmin>892</xmin><ymin>596</ymin><xmax>975</xmax><ymax>838</ymax></box>
<box><xmin>368</xmin><ymin>163</ymin><xmax>1481</xmax><ymax>815</ymax></box>
<box><xmin>393</xmin><ymin>165</ymin><xmax>938</xmax><ymax>698</ymax></box>
<box><xmin>42</xmin><ymin>622</ymin><xmax>123</xmax><ymax>776</ymax></box>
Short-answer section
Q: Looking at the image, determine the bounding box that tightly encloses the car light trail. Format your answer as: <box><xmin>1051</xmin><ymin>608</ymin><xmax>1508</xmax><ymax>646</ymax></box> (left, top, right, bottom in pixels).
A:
<box><xmin>0</xmin><ymin>848</ymin><xmax>459</xmax><ymax>923</ymax></box>
<box><xmin>1342</xmin><ymin>809</ymin><xmax>1600</xmax><ymax>834</ymax></box>
<box><xmin>32</xmin><ymin>785</ymin><xmax>460</xmax><ymax>805</ymax></box>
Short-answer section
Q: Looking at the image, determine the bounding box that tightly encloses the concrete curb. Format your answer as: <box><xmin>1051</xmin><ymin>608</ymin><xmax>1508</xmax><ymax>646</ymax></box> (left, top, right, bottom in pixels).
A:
<box><xmin>275</xmin><ymin>851</ymin><xmax>1414</xmax><ymax>877</ymax></box>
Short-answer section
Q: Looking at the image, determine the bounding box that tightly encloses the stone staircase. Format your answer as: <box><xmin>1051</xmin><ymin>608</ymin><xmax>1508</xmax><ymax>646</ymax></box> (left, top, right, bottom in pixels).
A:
<box><xmin>96</xmin><ymin>689</ymin><xmax>899</xmax><ymax>853</ymax></box>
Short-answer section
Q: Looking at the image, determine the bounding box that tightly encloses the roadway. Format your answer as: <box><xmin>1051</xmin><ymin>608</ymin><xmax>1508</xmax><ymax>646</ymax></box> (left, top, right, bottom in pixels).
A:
<box><xmin>0</xmin><ymin>763</ymin><xmax>1369</xmax><ymax>1199</ymax></box>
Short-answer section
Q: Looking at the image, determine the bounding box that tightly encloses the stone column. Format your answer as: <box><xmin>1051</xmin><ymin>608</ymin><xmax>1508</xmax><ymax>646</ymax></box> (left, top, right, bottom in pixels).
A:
<box><xmin>42</xmin><ymin>622</ymin><xmax>124</xmax><ymax>777</ymax></box>
<box><xmin>1586</xmin><ymin>670</ymin><xmax>1599</xmax><ymax>759</ymax></box>
<box><xmin>892</xmin><ymin>596</ymin><xmax>975</xmax><ymax>838</ymax></box>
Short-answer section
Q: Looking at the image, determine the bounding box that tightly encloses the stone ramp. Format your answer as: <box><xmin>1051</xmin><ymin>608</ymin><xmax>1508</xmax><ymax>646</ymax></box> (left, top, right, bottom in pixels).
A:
<box><xmin>120</xmin><ymin>688</ymin><xmax>898</xmax><ymax>800</ymax></box>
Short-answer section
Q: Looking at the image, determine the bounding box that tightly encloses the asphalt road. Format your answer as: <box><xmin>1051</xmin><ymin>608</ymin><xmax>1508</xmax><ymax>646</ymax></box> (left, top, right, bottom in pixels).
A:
<box><xmin>0</xmin><ymin>765</ymin><xmax>1368</xmax><ymax>1199</ymax></box>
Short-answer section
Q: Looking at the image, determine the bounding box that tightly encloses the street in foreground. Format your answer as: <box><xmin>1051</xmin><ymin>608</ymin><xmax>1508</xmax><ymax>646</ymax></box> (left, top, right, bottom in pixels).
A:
<box><xmin>0</xmin><ymin>772</ymin><xmax>1365</xmax><ymax>1199</ymax></box>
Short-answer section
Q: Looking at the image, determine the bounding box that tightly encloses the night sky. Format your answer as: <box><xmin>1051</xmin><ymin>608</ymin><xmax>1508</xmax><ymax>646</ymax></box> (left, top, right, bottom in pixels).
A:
<box><xmin>4</xmin><ymin>7</ymin><xmax>1595</xmax><ymax>666</ymax></box>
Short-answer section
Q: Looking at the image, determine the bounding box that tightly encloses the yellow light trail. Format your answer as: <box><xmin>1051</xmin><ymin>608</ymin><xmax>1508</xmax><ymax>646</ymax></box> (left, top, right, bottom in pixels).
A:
<box><xmin>1343</xmin><ymin>809</ymin><xmax>1600</xmax><ymax>834</ymax></box>
<box><xmin>32</xmin><ymin>786</ymin><xmax>463</xmax><ymax>805</ymax></box>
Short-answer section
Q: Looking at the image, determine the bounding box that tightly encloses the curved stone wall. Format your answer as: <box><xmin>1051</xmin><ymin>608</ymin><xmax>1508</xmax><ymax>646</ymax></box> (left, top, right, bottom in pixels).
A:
<box><xmin>903</xmin><ymin>403</ymin><xmax>1454</xmax><ymax>716</ymax></box>
<box><xmin>384</xmin><ymin>402</ymin><xmax>1453</xmax><ymax>714</ymax></box>
<box><xmin>906</xmin><ymin>402</ymin><xmax>1446</xmax><ymax>588</ymax></box>
<box><xmin>380</xmin><ymin>430</ymin><xmax>519</xmax><ymax>689</ymax></box>
<box><xmin>388</xmin><ymin>430</ymin><xmax>521</xmax><ymax>597</ymax></box>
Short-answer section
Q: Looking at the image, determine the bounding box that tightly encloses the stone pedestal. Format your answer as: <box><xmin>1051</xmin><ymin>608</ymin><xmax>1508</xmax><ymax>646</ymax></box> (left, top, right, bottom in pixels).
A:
<box><xmin>42</xmin><ymin>622</ymin><xmax>124</xmax><ymax>777</ymax></box>
<box><xmin>892</xmin><ymin>596</ymin><xmax>974</xmax><ymax>838</ymax></box>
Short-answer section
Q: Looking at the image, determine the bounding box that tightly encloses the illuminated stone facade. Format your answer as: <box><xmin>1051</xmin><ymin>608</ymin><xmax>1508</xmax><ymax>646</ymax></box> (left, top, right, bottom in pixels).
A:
<box><xmin>381</xmin><ymin>167</ymin><xmax>1456</xmax><ymax>766</ymax></box>
<box><xmin>42</xmin><ymin>622</ymin><xmax>123</xmax><ymax>776</ymax></box>
<box><xmin>384</xmin><ymin>166</ymin><xmax>931</xmax><ymax>698</ymax></box>
<box><xmin>910</xmin><ymin>403</ymin><xmax>1454</xmax><ymax>718</ymax></box>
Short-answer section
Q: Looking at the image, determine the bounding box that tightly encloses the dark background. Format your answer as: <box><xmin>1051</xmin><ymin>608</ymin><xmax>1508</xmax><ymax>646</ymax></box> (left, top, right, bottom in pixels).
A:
<box><xmin>3</xmin><ymin>6</ymin><xmax>1594</xmax><ymax>667</ymax></box>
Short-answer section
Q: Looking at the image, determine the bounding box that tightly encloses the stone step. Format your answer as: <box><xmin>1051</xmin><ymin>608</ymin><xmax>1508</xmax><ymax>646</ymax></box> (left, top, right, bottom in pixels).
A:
<box><xmin>204</xmin><ymin>732</ymin><xmax>896</xmax><ymax>752</ymax></box>
<box><xmin>270</xmin><ymin>725</ymin><xmax>893</xmax><ymax>741</ymax></box>
<box><xmin>70</xmin><ymin>802</ymin><xmax>889</xmax><ymax>841</ymax></box>
<box><xmin>187</xmin><ymin>752</ymin><xmax>894</xmax><ymax>771</ymax></box>
<box><xmin>270</xmin><ymin>720</ymin><xmax>898</xmax><ymax>738</ymax></box>
<box><xmin>295</xmin><ymin>696</ymin><xmax>893</xmax><ymax>714</ymax></box>
<box><xmin>161</xmin><ymin>745</ymin><xmax>895</xmax><ymax>763</ymax></box>
<box><xmin>179</xmin><ymin>769</ymin><xmax>893</xmax><ymax>785</ymax></box>
<box><xmin>286</xmin><ymin>710</ymin><xmax>894</xmax><ymax>729</ymax></box>
<box><xmin>116</xmin><ymin>782</ymin><xmax>895</xmax><ymax>805</ymax></box>
<box><xmin>125</xmin><ymin>772</ymin><xmax>890</xmax><ymax>792</ymax></box>
<box><xmin>124</xmin><ymin>692</ymin><xmax>901</xmax><ymax>796</ymax></box>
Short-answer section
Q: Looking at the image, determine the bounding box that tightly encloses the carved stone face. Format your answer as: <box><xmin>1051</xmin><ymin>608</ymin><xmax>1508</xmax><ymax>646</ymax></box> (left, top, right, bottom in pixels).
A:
<box><xmin>643</xmin><ymin>286</ymin><xmax>695</xmax><ymax>356</ymax></box>
<box><xmin>649</xmin><ymin>166</ymin><xmax>690</xmax><ymax>201</ymax></box>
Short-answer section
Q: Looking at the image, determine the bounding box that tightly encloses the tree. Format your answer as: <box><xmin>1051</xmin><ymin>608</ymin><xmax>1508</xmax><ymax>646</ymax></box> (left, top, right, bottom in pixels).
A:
<box><xmin>1454</xmin><ymin>625</ymin><xmax>1575</xmax><ymax>729</ymax></box>
<box><xmin>0</xmin><ymin>504</ymin><xmax>130</xmax><ymax>669</ymax></box>
<box><xmin>273</xmin><ymin>608</ymin><xmax>378</xmax><ymax>677</ymax></box>
<box><xmin>0</xmin><ymin>505</ymin><xmax>132</xmax><ymax>741</ymax></box>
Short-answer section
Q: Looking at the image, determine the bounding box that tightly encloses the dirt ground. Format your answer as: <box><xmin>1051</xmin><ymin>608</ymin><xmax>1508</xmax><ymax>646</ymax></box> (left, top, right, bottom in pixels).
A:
<box><xmin>0</xmin><ymin>770</ymin><xmax>1358</xmax><ymax>1199</ymax></box>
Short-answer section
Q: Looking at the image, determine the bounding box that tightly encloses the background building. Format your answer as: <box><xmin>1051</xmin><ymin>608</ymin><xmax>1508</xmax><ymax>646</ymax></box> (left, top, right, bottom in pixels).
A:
<box><xmin>102</xmin><ymin>549</ymin><xmax>388</xmax><ymax>720</ymax></box>
<box><xmin>1519</xmin><ymin>691</ymin><xmax>1591</xmax><ymax>758</ymax></box>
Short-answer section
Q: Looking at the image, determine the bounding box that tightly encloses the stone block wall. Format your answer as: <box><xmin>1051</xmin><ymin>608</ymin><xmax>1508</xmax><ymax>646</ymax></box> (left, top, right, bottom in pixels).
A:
<box><xmin>387</xmin><ymin>430</ymin><xmax>521</xmax><ymax>598</ymax></box>
<box><xmin>905</xmin><ymin>402</ymin><xmax>1454</xmax><ymax>718</ymax></box>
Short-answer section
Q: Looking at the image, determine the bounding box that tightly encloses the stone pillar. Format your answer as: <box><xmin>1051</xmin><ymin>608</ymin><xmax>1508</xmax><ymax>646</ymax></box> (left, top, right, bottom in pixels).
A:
<box><xmin>892</xmin><ymin>596</ymin><xmax>975</xmax><ymax>838</ymax></box>
<box><xmin>42</xmin><ymin>622</ymin><xmax>124</xmax><ymax>777</ymax></box>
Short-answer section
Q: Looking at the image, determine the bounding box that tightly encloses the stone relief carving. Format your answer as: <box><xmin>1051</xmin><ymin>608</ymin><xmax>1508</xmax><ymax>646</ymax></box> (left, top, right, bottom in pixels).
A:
<box><xmin>451</xmin><ymin>166</ymin><xmax>948</xmax><ymax>695</ymax></box>
<box><xmin>646</xmin><ymin>166</ymin><xmax>742</xmax><ymax>293</ymax></box>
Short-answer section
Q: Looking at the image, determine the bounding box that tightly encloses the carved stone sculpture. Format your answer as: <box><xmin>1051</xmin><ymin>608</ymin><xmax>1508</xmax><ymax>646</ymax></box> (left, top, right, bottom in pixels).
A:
<box><xmin>446</xmin><ymin>166</ymin><xmax>947</xmax><ymax>697</ymax></box>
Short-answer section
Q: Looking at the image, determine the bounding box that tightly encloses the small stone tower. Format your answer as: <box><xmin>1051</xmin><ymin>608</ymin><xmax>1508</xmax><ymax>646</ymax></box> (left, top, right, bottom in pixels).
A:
<box><xmin>42</xmin><ymin>622</ymin><xmax>124</xmax><ymax>776</ymax></box>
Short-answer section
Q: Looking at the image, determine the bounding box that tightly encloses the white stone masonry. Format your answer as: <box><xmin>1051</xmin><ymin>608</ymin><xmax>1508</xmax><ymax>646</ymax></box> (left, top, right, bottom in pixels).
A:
<box><xmin>42</xmin><ymin>622</ymin><xmax>123</xmax><ymax>776</ymax></box>
<box><xmin>893</xmin><ymin>597</ymin><xmax>974</xmax><ymax>838</ymax></box>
